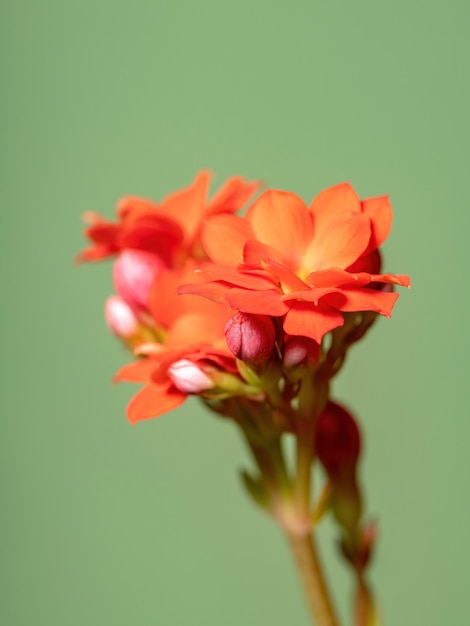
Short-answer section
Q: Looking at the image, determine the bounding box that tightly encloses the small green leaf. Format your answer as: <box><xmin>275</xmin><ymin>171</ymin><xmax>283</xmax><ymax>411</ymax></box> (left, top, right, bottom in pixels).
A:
<box><xmin>240</xmin><ymin>469</ymin><xmax>270</xmax><ymax>510</ymax></box>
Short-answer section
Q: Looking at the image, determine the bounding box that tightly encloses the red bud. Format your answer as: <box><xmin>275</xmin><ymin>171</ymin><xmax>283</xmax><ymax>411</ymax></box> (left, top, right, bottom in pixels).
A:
<box><xmin>315</xmin><ymin>401</ymin><xmax>360</xmax><ymax>479</ymax></box>
<box><xmin>224</xmin><ymin>312</ymin><xmax>276</xmax><ymax>365</ymax></box>
<box><xmin>283</xmin><ymin>336</ymin><xmax>319</xmax><ymax>368</ymax></box>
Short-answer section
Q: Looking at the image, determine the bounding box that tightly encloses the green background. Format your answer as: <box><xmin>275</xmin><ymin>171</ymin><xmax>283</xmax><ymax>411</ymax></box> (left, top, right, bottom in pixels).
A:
<box><xmin>2</xmin><ymin>1</ymin><xmax>468</xmax><ymax>624</ymax></box>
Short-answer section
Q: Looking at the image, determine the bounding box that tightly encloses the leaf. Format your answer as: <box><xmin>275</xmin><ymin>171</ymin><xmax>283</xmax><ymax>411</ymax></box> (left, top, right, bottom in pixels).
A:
<box><xmin>240</xmin><ymin>470</ymin><xmax>270</xmax><ymax>511</ymax></box>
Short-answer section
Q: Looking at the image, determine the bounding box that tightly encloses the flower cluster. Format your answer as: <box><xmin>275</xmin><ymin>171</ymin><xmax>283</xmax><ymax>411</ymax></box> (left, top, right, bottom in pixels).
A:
<box><xmin>80</xmin><ymin>172</ymin><xmax>408</xmax><ymax>423</ymax></box>
<box><xmin>79</xmin><ymin>171</ymin><xmax>409</xmax><ymax>623</ymax></box>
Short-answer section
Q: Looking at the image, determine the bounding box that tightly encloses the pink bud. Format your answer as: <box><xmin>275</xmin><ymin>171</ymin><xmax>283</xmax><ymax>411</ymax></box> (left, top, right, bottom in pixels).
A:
<box><xmin>283</xmin><ymin>336</ymin><xmax>319</xmax><ymax>368</ymax></box>
<box><xmin>113</xmin><ymin>249</ymin><xmax>164</xmax><ymax>311</ymax></box>
<box><xmin>224</xmin><ymin>312</ymin><xmax>276</xmax><ymax>364</ymax></box>
<box><xmin>105</xmin><ymin>296</ymin><xmax>140</xmax><ymax>338</ymax></box>
<box><xmin>167</xmin><ymin>359</ymin><xmax>215</xmax><ymax>394</ymax></box>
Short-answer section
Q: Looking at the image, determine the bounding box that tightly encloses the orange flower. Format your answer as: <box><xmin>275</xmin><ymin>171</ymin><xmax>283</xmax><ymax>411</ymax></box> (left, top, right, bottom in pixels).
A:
<box><xmin>114</xmin><ymin>307</ymin><xmax>238</xmax><ymax>423</ymax></box>
<box><xmin>77</xmin><ymin>171</ymin><xmax>260</xmax><ymax>266</ymax></box>
<box><xmin>179</xmin><ymin>183</ymin><xmax>410</xmax><ymax>343</ymax></box>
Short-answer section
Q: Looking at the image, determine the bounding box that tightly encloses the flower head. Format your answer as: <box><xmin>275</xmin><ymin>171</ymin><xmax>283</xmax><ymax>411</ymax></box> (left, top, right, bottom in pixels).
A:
<box><xmin>179</xmin><ymin>183</ymin><xmax>410</xmax><ymax>343</ymax></box>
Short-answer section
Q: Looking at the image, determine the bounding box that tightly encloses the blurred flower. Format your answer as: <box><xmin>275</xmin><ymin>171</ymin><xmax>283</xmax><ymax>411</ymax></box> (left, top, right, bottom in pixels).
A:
<box><xmin>77</xmin><ymin>171</ymin><xmax>259</xmax><ymax>266</ymax></box>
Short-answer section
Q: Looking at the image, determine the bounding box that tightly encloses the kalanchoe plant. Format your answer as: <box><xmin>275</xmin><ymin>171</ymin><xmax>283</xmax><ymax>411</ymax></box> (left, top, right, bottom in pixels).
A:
<box><xmin>79</xmin><ymin>171</ymin><xmax>410</xmax><ymax>626</ymax></box>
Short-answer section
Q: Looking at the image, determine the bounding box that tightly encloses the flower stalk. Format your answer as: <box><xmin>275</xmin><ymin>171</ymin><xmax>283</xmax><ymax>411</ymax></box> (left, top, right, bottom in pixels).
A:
<box><xmin>240</xmin><ymin>413</ymin><xmax>341</xmax><ymax>626</ymax></box>
<box><xmin>285</xmin><ymin>530</ymin><xmax>340</xmax><ymax>626</ymax></box>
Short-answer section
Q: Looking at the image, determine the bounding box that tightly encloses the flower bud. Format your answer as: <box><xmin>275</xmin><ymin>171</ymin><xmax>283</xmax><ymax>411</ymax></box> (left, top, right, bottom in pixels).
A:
<box><xmin>347</xmin><ymin>249</ymin><xmax>382</xmax><ymax>275</ymax></box>
<box><xmin>224</xmin><ymin>312</ymin><xmax>276</xmax><ymax>365</ymax></box>
<box><xmin>105</xmin><ymin>295</ymin><xmax>140</xmax><ymax>338</ymax></box>
<box><xmin>341</xmin><ymin>520</ymin><xmax>377</xmax><ymax>573</ymax></box>
<box><xmin>113</xmin><ymin>249</ymin><xmax>164</xmax><ymax>311</ymax></box>
<box><xmin>283</xmin><ymin>336</ymin><xmax>319</xmax><ymax>368</ymax></box>
<box><xmin>167</xmin><ymin>359</ymin><xmax>215</xmax><ymax>394</ymax></box>
<box><xmin>315</xmin><ymin>401</ymin><xmax>360</xmax><ymax>480</ymax></box>
<box><xmin>315</xmin><ymin>401</ymin><xmax>362</xmax><ymax>533</ymax></box>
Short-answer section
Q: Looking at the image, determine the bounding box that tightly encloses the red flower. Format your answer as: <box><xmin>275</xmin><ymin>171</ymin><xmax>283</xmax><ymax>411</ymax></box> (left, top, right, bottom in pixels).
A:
<box><xmin>77</xmin><ymin>171</ymin><xmax>260</xmax><ymax>266</ymax></box>
<box><xmin>179</xmin><ymin>183</ymin><xmax>410</xmax><ymax>342</ymax></box>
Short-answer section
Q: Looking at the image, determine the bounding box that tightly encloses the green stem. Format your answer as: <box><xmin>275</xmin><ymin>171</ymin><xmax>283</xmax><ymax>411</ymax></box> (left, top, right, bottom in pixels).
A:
<box><xmin>294</xmin><ymin>421</ymin><xmax>314</xmax><ymax>519</ymax></box>
<box><xmin>238</xmin><ymin>400</ymin><xmax>340</xmax><ymax>626</ymax></box>
<box><xmin>245</xmin><ymin>435</ymin><xmax>290</xmax><ymax>496</ymax></box>
<box><xmin>285</xmin><ymin>529</ymin><xmax>341</xmax><ymax>626</ymax></box>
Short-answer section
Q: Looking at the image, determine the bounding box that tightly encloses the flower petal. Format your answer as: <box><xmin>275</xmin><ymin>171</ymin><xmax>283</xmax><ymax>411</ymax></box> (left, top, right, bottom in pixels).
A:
<box><xmin>324</xmin><ymin>287</ymin><xmax>400</xmax><ymax>317</ymax></box>
<box><xmin>159</xmin><ymin>171</ymin><xmax>211</xmax><ymax>241</ymax></box>
<box><xmin>369</xmin><ymin>273</ymin><xmax>411</xmax><ymax>287</ymax></box>
<box><xmin>177</xmin><ymin>279</ymin><xmax>229</xmax><ymax>304</ymax></box>
<box><xmin>225</xmin><ymin>288</ymin><xmax>289</xmax><ymax>316</ymax></box>
<box><xmin>262</xmin><ymin>259</ymin><xmax>310</xmax><ymax>293</ymax></box>
<box><xmin>282</xmin><ymin>286</ymin><xmax>342</xmax><ymax>303</ymax></box>
<box><xmin>127</xmin><ymin>382</ymin><xmax>186</xmax><ymax>423</ymax></box>
<box><xmin>76</xmin><ymin>243</ymin><xmax>118</xmax><ymax>262</ymax></box>
<box><xmin>303</xmin><ymin>214</ymin><xmax>371</xmax><ymax>271</ymax></box>
<box><xmin>207</xmin><ymin>176</ymin><xmax>261</xmax><ymax>215</ymax></box>
<box><xmin>243</xmin><ymin>240</ymin><xmax>288</xmax><ymax>267</ymax></box>
<box><xmin>166</xmin><ymin>311</ymin><xmax>230</xmax><ymax>349</ymax></box>
<box><xmin>117</xmin><ymin>197</ymin><xmax>160</xmax><ymax>222</ymax></box>
<box><xmin>246</xmin><ymin>190</ymin><xmax>313</xmax><ymax>267</ymax></box>
<box><xmin>150</xmin><ymin>262</ymin><xmax>230</xmax><ymax>326</ymax></box>
<box><xmin>306</xmin><ymin>268</ymin><xmax>371</xmax><ymax>289</ymax></box>
<box><xmin>201</xmin><ymin>214</ymin><xmax>254</xmax><ymax>265</ymax></box>
<box><xmin>361</xmin><ymin>195</ymin><xmax>392</xmax><ymax>252</ymax></box>
<box><xmin>119</xmin><ymin>218</ymin><xmax>183</xmax><ymax>264</ymax></box>
<box><xmin>309</xmin><ymin>183</ymin><xmax>361</xmax><ymax>236</ymax></box>
<box><xmin>114</xmin><ymin>359</ymin><xmax>161</xmax><ymax>383</ymax></box>
<box><xmin>284</xmin><ymin>302</ymin><xmax>344</xmax><ymax>343</ymax></box>
<box><xmin>199</xmin><ymin>263</ymin><xmax>277</xmax><ymax>290</ymax></box>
